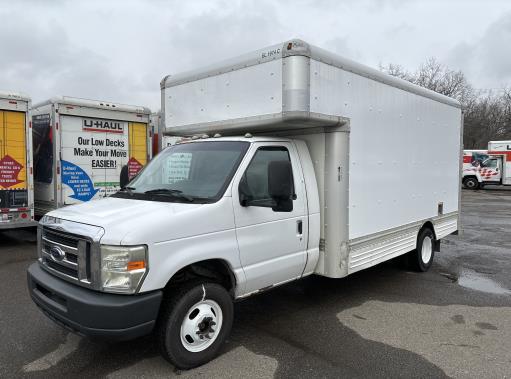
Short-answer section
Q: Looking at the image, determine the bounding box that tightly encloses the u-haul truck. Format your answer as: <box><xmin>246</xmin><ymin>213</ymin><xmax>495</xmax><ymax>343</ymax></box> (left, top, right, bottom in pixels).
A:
<box><xmin>0</xmin><ymin>91</ymin><xmax>36</xmax><ymax>228</ymax></box>
<box><xmin>31</xmin><ymin>97</ymin><xmax>151</xmax><ymax>215</ymax></box>
<box><xmin>462</xmin><ymin>141</ymin><xmax>511</xmax><ymax>189</ymax></box>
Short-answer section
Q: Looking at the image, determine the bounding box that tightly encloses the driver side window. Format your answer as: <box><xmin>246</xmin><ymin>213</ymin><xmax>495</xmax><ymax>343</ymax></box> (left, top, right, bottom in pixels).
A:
<box><xmin>484</xmin><ymin>159</ymin><xmax>498</xmax><ymax>168</ymax></box>
<box><xmin>239</xmin><ymin>147</ymin><xmax>292</xmax><ymax>208</ymax></box>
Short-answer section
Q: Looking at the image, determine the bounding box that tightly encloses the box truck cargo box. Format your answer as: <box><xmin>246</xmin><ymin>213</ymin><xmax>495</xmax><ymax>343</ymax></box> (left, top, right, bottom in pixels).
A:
<box><xmin>161</xmin><ymin>39</ymin><xmax>463</xmax><ymax>245</ymax></box>
<box><xmin>31</xmin><ymin>97</ymin><xmax>151</xmax><ymax>215</ymax></box>
<box><xmin>0</xmin><ymin>91</ymin><xmax>36</xmax><ymax>228</ymax></box>
<box><xmin>29</xmin><ymin>40</ymin><xmax>462</xmax><ymax>369</ymax></box>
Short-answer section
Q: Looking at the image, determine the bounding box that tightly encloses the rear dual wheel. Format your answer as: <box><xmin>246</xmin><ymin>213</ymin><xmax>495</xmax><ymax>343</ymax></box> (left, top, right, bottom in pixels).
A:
<box><xmin>408</xmin><ymin>228</ymin><xmax>435</xmax><ymax>272</ymax></box>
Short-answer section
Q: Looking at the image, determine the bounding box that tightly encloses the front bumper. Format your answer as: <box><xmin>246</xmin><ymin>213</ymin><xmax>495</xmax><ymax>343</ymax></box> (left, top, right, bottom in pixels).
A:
<box><xmin>27</xmin><ymin>262</ymin><xmax>162</xmax><ymax>340</ymax></box>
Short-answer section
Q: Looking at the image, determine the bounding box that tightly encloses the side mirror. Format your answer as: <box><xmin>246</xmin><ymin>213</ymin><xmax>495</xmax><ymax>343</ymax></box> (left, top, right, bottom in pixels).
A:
<box><xmin>120</xmin><ymin>164</ymin><xmax>129</xmax><ymax>189</ymax></box>
<box><xmin>238</xmin><ymin>175</ymin><xmax>251</xmax><ymax>206</ymax></box>
<box><xmin>268</xmin><ymin>160</ymin><xmax>294</xmax><ymax>212</ymax></box>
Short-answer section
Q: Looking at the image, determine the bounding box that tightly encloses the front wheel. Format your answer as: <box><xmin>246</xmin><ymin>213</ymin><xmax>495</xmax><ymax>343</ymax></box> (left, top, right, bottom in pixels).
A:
<box><xmin>408</xmin><ymin>228</ymin><xmax>435</xmax><ymax>272</ymax></box>
<box><xmin>463</xmin><ymin>176</ymin><xmax>480</xmax><ymax>190</ymax></box>
<box><xmin>156</xmin><ymin>281</ymin><xmax>233</xmax><ymax>369</ymax></box>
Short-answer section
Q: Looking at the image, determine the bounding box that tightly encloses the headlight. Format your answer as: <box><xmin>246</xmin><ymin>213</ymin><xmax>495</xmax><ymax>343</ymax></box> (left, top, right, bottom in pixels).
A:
<box><xmin>100</xmin><ymin>245</ymin><xmax>148</xmax><ymax>294</ymax></box>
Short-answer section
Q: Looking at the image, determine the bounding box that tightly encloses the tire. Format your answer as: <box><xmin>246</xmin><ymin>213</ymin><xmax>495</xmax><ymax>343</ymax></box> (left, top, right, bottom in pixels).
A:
<box><xmin>156</xmin><ymin>281</ymin><xmax>233</xmax><ymax>370</ymax></box>
<box><xmin>463</xmin><ymin>176</ymin><xmax>479</xmax><ymax>190</ymax></box>
<box><xmin>408</xmin><ymin>228</ymin><xmax>435</xmax><ymax>272</ymax></box>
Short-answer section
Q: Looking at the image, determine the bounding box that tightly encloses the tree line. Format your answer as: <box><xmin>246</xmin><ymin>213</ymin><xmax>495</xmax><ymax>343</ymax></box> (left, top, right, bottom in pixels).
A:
<box><xmin>380</xmin><ymin>59</ymin><xmax>511</xmax><ymax>149</ymax></box>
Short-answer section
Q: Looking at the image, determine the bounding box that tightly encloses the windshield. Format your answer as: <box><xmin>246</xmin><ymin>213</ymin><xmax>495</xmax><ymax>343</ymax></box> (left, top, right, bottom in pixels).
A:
<box><xmin>471</xmin><ymin>152</ymin><xmax>489</xmax><ymax>165</ymax></box>
<box><xmin>113</xmin><ymin>141</ymin><xmax>249</xmax><ymax>203</ymax></box>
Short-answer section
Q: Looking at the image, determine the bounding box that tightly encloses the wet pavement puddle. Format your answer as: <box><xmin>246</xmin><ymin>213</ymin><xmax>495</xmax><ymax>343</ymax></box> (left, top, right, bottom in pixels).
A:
<box><xmin>457</xmin><ymin>269</ymin><xmax>510</xmax><ymax>295</ymax></box>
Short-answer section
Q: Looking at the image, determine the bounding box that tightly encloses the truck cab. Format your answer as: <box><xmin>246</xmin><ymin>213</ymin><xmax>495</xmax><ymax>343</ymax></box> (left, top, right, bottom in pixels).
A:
<box><xmin>28</xmin><ymin>135</ymin><xmax>317</xmax><ymax>365</ymax></box>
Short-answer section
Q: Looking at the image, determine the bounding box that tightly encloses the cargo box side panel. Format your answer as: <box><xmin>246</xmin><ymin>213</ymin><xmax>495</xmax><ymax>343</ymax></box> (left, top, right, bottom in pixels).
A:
<box><xmin>60</xmin><ymin>115</ymin><xmax>130</xmax><ymax>205</ymax></box>
<box><xmin>164</xmin><ymin>59</ymin><xmax>283</xmax><ymax>133</ymax></box>
<box><xmin>309</xmin><ymin>60</ymin><xmax>461</xmax><ymax>240</ymax></box>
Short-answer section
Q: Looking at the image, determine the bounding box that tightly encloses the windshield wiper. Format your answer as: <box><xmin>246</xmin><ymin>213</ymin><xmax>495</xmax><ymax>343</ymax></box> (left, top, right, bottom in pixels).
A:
<box><xmin>144</xmin><ymin>188</ymin><xmax>195</xmax><ymax>202</ymax></box>
<box><xmin>116</xmin><ymin>186</ymin><xmax>136</xmax><ymax>196</ymax></box>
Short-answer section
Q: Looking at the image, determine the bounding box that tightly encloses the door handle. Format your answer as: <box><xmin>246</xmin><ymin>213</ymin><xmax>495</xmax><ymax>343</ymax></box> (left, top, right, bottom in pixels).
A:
<box><xmin>297</xmin><ymin>220</ymin><xmax>303</xmax><ymax>235</ymax></box>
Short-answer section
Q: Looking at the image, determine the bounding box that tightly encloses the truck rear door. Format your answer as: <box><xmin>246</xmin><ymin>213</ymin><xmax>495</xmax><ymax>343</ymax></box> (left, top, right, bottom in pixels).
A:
<box><xmin>60</xmin><ymin>115</ymin><xmax>131</xmax><ymax>204</ymax></box>
<box><xmin>127</xmin><ymin>122</ymin><xmax>148</xmax><ymax>180</ymax></box>
<box><xmin>231</xmin><ymin>142</ymin><xmax>308</xmax><ymax>294</ymax></box>
<box><xmin>0</xmin><ymin>110</ymin><xmax>28</xmax><ymax>212</ymax></box>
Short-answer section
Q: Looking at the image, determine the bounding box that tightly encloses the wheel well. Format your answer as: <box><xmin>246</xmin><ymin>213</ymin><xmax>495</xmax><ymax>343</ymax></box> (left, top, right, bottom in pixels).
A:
<box><xmin>164</xmin><ymin>259</ymin><xmax>236</xmax><ymax>296</ymax></box>
<box><xmin>463</xmin><ymin>175</ymin><xmax>478</xmax><ymax>182</ymax></box>
<box><xmin>418</xmin><ymin>221</ymin><xmax>440</xmax><ymax>252</ymax></box>
<box><xmin>419</xmin><ymin>221</ymin><xmax>436</xmax><ymax>240</ymax></box>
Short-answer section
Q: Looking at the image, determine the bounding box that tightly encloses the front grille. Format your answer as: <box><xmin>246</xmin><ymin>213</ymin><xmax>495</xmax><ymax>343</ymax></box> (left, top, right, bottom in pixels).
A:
<box><xmin>44</xmin><ymin>258</ymin><xmax>79</xmax><ymax>278</ymax></box>
<box><xmin>40</xmin><ymin>226</ymin><xmax>91</xmax><ymax>284</ymax></box>
<box><xmin>44</xmin><ymin>229</ymin><xmax>79</xmax><ymax>248</ymax></box>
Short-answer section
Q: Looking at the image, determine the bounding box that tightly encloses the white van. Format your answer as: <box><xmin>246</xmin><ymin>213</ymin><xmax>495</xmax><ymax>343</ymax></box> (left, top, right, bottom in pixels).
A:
<box><xmin>28</xmin><ymin>40</ymin><xmax>462</xmax><ymax>369</ymax></box>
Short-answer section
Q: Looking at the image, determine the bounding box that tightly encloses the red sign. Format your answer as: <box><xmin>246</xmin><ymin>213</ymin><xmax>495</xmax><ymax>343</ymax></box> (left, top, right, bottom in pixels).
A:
<box><xmin>128</xmin><ymin>157</ymin><xmax>143</xmax><ymax>179</ymax></box>
<box><xmin>0</xmin><ymin>155</ymin><xmax>24</xmax><ymax>188</ymax></box>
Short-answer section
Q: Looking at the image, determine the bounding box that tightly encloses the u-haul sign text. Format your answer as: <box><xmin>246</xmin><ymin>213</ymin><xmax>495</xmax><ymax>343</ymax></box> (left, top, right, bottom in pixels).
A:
<box><xmin>83</xmin><ymin>118</ymin><xmax>123</xmax><ymax>133</ymax></box>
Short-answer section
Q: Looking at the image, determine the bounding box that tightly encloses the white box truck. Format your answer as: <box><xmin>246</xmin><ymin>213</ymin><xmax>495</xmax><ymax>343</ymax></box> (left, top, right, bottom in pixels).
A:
<box><xmin>462</xmin><ymin>141</ymin><xmax>511</xmax><ymax>189</ymax></box>
<box><xmin>31</xmin><ymin>97</ymin><xmax>151</xmax><ymax>215</ymax></box>
<box><xmin>0</xmin><ymin>91</ymin><xmax>36</xmax><ymax>229</ymax></box>
<box><xmin>28</xmin><ymin>40</ymin><xmax>462</xmax><ymax>369</ymax></box>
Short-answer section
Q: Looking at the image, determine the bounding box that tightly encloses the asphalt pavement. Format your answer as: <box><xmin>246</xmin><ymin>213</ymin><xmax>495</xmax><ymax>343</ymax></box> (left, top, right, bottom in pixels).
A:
<box><xmin>1</xmin><ymin>189</ymin><xmax>510</xmax><ymax>378</ymax></box>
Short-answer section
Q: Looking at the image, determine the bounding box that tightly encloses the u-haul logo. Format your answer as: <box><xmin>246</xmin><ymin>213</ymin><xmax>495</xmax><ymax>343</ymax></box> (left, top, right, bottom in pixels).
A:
<box><xmin>83</xmin><ymin>118</ymin><xmax>123</xmax><ymax>134</ymax></box>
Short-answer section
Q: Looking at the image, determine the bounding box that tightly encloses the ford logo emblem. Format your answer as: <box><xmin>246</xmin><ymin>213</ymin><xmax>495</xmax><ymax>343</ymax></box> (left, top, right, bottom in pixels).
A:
<box><xmin>50</xmin><ymin>246</ymin><xmax>65</xmax><ymax>261</ymax></box>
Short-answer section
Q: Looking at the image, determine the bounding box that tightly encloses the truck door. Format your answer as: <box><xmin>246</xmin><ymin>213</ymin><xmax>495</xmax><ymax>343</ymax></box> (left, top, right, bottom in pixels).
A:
<box><xmin>480</xmin><ymin>158</ymin><xmax>502</xmax><ymax>183</ymax></box>
<box><xmin>232</xmin><ymin>142</ymin><xmax>308</xmax><ymax>295</ymax></box>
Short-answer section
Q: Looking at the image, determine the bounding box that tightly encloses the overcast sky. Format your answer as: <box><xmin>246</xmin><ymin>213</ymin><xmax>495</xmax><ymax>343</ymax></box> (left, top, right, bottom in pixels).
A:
<box><xmin>1</xmin><ymin>0</ymin><xmax>510</xmax><ymax>110</ymax></box>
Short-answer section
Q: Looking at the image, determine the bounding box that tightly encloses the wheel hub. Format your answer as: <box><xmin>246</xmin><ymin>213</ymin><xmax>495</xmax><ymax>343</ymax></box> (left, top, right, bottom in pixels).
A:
<box><xmin>180</xmin><ymin>299</ymin><xmax>223</xmax><ymax>352</ymax></box>
<box><xmin>197</xmin><ymin>316</ymin><xmax>216</xmax><ymax>339</ymax></box>
<box><xmin>421</xmin><ymin>236</ymin><xmax>433</xmax><ymax>264</ymax></box>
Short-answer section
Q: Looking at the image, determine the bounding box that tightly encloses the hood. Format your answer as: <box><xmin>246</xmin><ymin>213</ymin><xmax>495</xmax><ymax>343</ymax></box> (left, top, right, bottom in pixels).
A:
<box><xmin>48</xmin><ymin>196</ymin><xmax>234</xmax><ymax>245</ymax></box>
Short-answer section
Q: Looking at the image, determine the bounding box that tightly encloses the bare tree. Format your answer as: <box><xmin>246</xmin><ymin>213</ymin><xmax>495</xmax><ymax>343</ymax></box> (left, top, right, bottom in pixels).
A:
<box><xmin>381</xmin><ymin>58</ymin><xmax>473</xmax><ymax>104</ymax></box>
<box><xmin>380</xmin><ymin>59</ymin><xmax>511</xmax><ymax>148</ymax></box>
